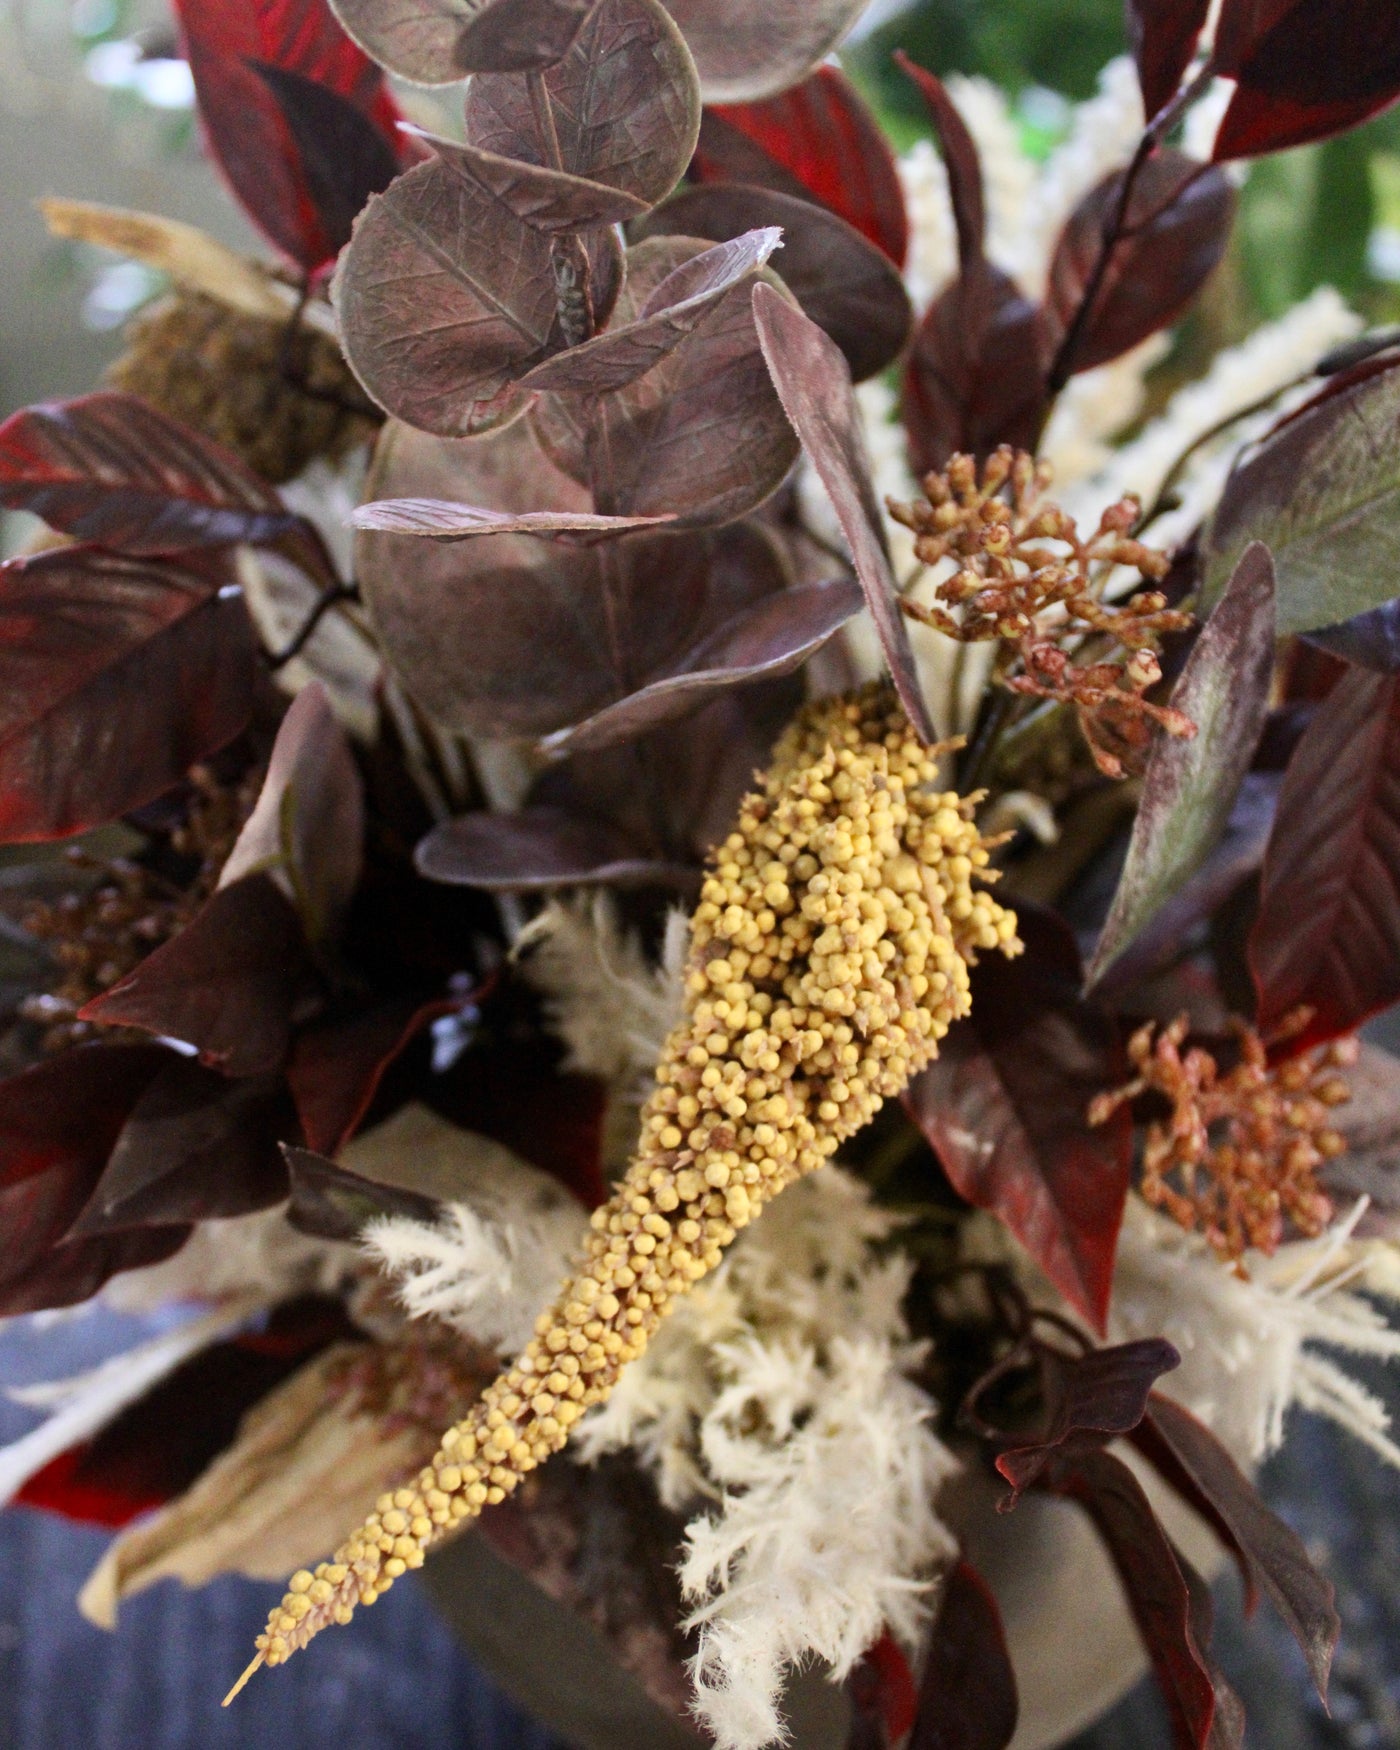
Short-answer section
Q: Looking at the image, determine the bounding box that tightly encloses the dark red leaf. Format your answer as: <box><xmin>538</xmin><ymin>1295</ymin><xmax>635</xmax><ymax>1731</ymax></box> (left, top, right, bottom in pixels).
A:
<box><xmin>658</xmin><ymin>0</ymin><xmax>868</xmax><ymax>104</ymax></box>
<box><xmin>1044</xmin><ymin>149</ymin><xmax>1235</xmax><ymax>378</ymax></box>
<box><xmin>543</xmin><ymin>576</ymin><xmax>863</xmax><ymax>756</ymax></box>
<box><xmin>1250</xmin><ymin>667</ymin><xmax>1400</xmax><ymax>1048</ymax></box>
<box><xmin>404</xmin><ymin>126</ymin><xmax>649</xmax><ymax>234</ymax></box>
<box><xmin>1046</xmin><ymin>1447</ymin><xmax>1223</xmax><ymax>1750</ymax></box>
<box><xmin>0</xmin><ymin>392</ymin><xmax>301</xmax><ymax>554</ymax></box>
<box><xmin>995</xmin><ymin>1338</ymin><xmax>1181</xmax><ymax>1504</ymax></box>
<box><xmin>635</xmin><ymin>186</ymin><xmax>912</xmax><ymax>383</ymax></box>
<box><xmin>416</xmin><ymin>805</ymin><xmax>692</xmax><ymax>892</ymax></box>
<box><xmin>350</xmin><ymin>499</ymin><xmax>671</xmax><ymax>540</ymax></box>
<box><xmin>173</xmin><ymin>0</ymin><xmax>401</xmax><ymax>271</ymax></box>
<box><xmin>752</xmin><ymin>282</ymin><xmax>937</xmax><ymax>745</ymax></box>
<box><xmin>903</xmin><ymin>905</ymin><xmax>1131</xmax><ymax>1332</ymax></box>
<box><xmin>331</xmin><ymin>0</ymin><xmax>597</xmax><ymax>82</ymax></box>
<box><xmin>1305</xmin><ymin>599</ymin><xmax>1400</xmax><ymax>674</ymax></box>
<box><xmin>287</xmin><ymin>993</ymin><xmax>465</xmax><ymax>1155</ymax></box>
<box><xmin>67</xmin><ymin>1059</ymin><xmax>292</xmax><ymax>1234</ymax></box>
<box><xmin>694</xmin><ymin>65</ymin><xmax>909</xmax><ymax>267</ymax></box>
<box><xmin>902</xmin><ymin>259</ymin><xmax>1049</xmax><ymax>475</ymax></box>
<box><xmin>895</xmin><ymin>53</ymin><xmax>985</xmax><ymax>265</ymax></box>
<box><xmin>79</xmin><ymin>874</ymin><xmax>309</xmax><ymax>1078</ymax></box>
<box><xmin>1179</xmin><ymin>1549</ymin><xmax>1248</xmax><ymax>1749</ymax></box>
<box><xmin>1127</xmin><ymin>0</ymin><xmax>1210</xmax><ymax>120</ymax></box>
<box><xmin>846</xmin><ymin>1631</ymin><xmax>920</xmax><ymax>1749</ymax></box>
<box><xmin>1136</xmin><ymin>1393</ymin><xmax>1338</xmax><ymax>1700</ymax></box>
<box><xmin>283</xmin><ymin>1143</ymin><xmax>442</xmax><ymax>1241</ymax></box>
<box><xmin>907</xmin><ymin>1560</ymin><xmax>1018</xmax><ymax>1750</ymax></box>
<box><xmin>0</xmin><ymin>546</ymin><xmax>256</xmax><ymax>844</ymax></box>
<box><xmin>0</xmin><ymin>1229</ymin><xmax>189</xmax><ymax>1318</ymax></box>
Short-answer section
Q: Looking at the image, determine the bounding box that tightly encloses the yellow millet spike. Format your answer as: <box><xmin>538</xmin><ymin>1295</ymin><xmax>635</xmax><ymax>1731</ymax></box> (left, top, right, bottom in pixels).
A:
<box><xmin>229</xmin><ymin>683</ymin><xmax>1020</xmax><ymax>1698</ymax></box>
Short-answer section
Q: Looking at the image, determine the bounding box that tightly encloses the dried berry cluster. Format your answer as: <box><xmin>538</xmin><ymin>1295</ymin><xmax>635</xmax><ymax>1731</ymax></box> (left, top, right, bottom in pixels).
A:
<box><xmin>236</xmin><ymin>684</ymin><xmax>1019</xmax><ymax>1686</ymax></box>
<box><xmin>1091</xmin><ymin>1014</ymin><xmax>1354</xmax><ymax>1267</ymax></box>
<box><xmin>889</xmin><ymin>448</ymin><xmax>1195</xmax><ymax>778</ymax></box>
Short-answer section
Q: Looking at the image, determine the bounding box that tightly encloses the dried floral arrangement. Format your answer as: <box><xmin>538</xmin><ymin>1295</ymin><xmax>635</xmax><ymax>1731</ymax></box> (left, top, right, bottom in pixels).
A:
<box><xmin>4</xmin><ymin>0</ymin><xmax>1400</xmax><ymax>1746</ymax></box>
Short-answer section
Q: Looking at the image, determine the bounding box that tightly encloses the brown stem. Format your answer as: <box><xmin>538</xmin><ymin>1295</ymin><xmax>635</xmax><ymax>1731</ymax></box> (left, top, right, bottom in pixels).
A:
<box><xmin>265</xmin><ymin>582</ymin><xmax>360</xmax><ymax>670</ymax></box>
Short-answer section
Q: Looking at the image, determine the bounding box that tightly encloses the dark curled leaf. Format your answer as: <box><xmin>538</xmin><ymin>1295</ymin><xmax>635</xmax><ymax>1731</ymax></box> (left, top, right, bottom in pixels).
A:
<box><xmin>904</xmin><ymin>905</ymin><xmax>1131</xmax><ymax>1332</ymax></box>
<box><xmin>635</xmin><ymin>186</ymin><xmax>912</xmax><ymax>384</ymax></box>
<box><xmin>695</xmin><ymin>66</ymin><xmax>909</xmax><ymax>267</ymax></box>
<box><xmin>1088</xmin><ymin>543</ymin><xmax>1276</xmax><ymax>988</ymax></box>
<box><xmin>0</xmin><ymin>1229</ymin><xmax>189</xmax><ymax>1318</ymax></box>
<box><xmin>1044</xmin><ymin>150</ymin><xmax>1235</xmax><ymax>378</ymax></box>
<box><xmin>521</xmin><ymin>228</ymin><xmax>785</xmax><ymax>395</ymax></box>
<box><xmin>903</xmin><ymin>259</ymin><xmax>1048</xmax><ymax>475</ymax></box>
<box><xmin>1203</xmin><ymin>359</ymin><xmax>1400</xmax><ymax>635</ymax></box>
<box><xmin>895</xmin><ymin>53</ymin><xmax>985</xmax><ymax>264</ymax></box>
<box><xmin>79</xmin><ymin>874</ymin><xmax>308</xmax><ymax>1078</ymax></box>
<box><xmin>1305</xmin><ymin>599</ymin><xmax>1400</xmax><ymax>674</ymax></box>
<box><xmin>1127</xmin><ymin>0</ymin><xmax>1210</xmax><ymax>120</ymax></box>
<box><xmin>658</xmin><ymin>0</ymin><xmax>868</xmax><ymax>105</ymax></box>
<box><xmin>284</xmin><ymin>1145</ymin><xmax>442</xmax><ymax>1242</ymax></box>
<box><xmin>406</xmin><ymin>127</ymin><xmax>649</xmax><ymax>233</ymax></box>
<box><xmin>1137</xmin><ymin>1393</ymin><xmax>1339</xmax><ymax>1701</ymax></box>
<box><xmin>1249</xmin><ymin>667</ymin><xmax>1400</xmax><ymax>1049</ymax></box>
<box><xmin>995</xmin><ymin>1338</ymin><xmax>1181</xmax><ymax>1505</ymax></box>
<box><xmin>1046</xmin><ymin>1447</ymin><xmax>1223</xmax><ymax>1750</ymax></box>
<box><xmin>332</xmin><ymin>0</ymin><xmax>596</xmax><ymax>81</ymax></box>
<box><xmin>416</xmin><ymin>806</ymin><xmax>693</xmax><ymax>892</ymax></box>
<box><xmin>544</xmin><ymin>577</ymin><xmax>863</xmax><ymax>754</ymax></box>
<box><xmin>67</xmin><ymin>1060</ymin><xmax>292</xmax><ymax>1235</ymax></box>
<box><xmin>907</xmin><ymin>1560</ymin><xmax>1017</xmax><ymax>1750</ymax></box>
<box><xmin>0</xmin><ymin>392</ymin><xmax>302</xmax><ymax>554</ymax></box>
<box><xmin>350</xmin><ymin>500</ymin><xmax>673</xmax><ymax>541</ymax></box>
<box><xmin>462</xmin><ymin>0</ymin><xmax>701</xmax><ymax>208</ymax></box>
<box><xmin>752</xmin><ymin>281</ymin><xmax>936</xmax><ymax>744</ymax></box>
<box><xmin>0</xmin><ymin>546</ymin><xmax>256</xmax><ymax>844</ymax></box>
<box><xmin>249</xmin><ymin>61</ymin><xmax>400</xmax><ymax>255</ymax></box>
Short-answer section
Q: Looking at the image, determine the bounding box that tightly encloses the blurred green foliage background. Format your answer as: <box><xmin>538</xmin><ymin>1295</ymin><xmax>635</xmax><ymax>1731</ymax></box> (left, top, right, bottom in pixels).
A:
<box><xmin>846</xmin><ymin>0</ymin><xmax>1400</xmax><ymax>338</ymax></box>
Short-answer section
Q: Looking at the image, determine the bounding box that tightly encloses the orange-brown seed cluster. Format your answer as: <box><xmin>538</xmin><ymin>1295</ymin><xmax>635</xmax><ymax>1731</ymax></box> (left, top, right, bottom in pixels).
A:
<box><xmin>232</xmin><ymin>684</ymin><xmax>1019</xmax><ymax>1693</ymax></box>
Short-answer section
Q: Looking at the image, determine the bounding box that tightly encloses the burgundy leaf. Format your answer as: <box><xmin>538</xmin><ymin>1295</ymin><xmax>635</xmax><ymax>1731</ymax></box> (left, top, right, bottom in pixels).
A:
<box><xmin>695</xmin><ymin>66</ymin><xmax>909</xmax><ymax>266</ymax></box>
<box><xmin>218</xmin><ymin>681</ymin><xmax>365</xmax><ymax>947</ymax></box>
<box><xmin>636</xmin><ymin>186</ymin><xmax>912</xmax><ymax>383</ymax></box>
<box><xmin>331</xmin><ymin>0</ymin><xmax>597</xmax><ymax>81</ymax></box>
<box><xmin>350</xmin><ymin>499</ymin><xmax>673</xmax><ymax>540</ymax></box>
<box><xmin>1127</xmin><ymin>0</ymin><xmax>1210</xmax><ymax>120</ymax></box>
<box><xmin>1250</xmin><ymin>667</ymin><xmax>1400</xmax><ymax>1048</ymax></box>
<box><xmin>752</xmin><ymin>281</ymin><xmax>936</xmax><ymax>744</ymax></box>
<box><xmin>534</xmin><ymin>238</ymin><xmax>800</xmax><ymax>528</ymax></box>
<box><xmin>657</xmin><ymin>0</ymin><xmax>867</xmax><ymax>104</ymax></box>
<box><xmin>284</xmin><ymin>1144</ymin><xmax>442</xmax><ymax>1241</ymax></box>
<box><xmin>846</xmin><ymin>1632</ymin><xmax>920</xmax><ymax>1750</ymax></box>
<box><xmin>0</xmin><ymin>546</ymin><xmax>256</xmax><ymax>844</ymax></box>
<box><xmin>1046</xmin><ymin>1447</ymin><xmax>1223</xmax><ymax>1750</ymax></box>
<box><xmin>520</xmin><ymin>229</ymin><xmax>785</xmax><ymax>395</ymax></box>
<box><xmin>903</xmin><ymin>259</ymin><xmax>1049</xmax><ymax>475</ymax></box>
<box><xmin>0</xmin><ymin>1229</ymin><xmax>189</xmax><ymax>1318</ymax></box>
<box><xmin>995</xmin><ymin>1338</ymin><xmax>1181</xmax><ymax>1504</ymax></box>
<box><xmin>286</xmin><ymin>993</ymin><xmax>465</xmax><ymax>1155</ymax></box>
<box><xmin>1088</xmin><ymin>543</ymin><xmax>1276</xmax><ymax>988</ymax></box>
<box><xmin>67</xmin><ymin>1060</ymin><xmax>292</xmax><ymax>1235</ymax></box>
<box><xmin>1179</xmin><ymin>1549</ymin><xmax>1248</xmax><ymax>1749</ymax></box>
<box><xmin>1044</xmin><ymin>149</ymin><xmax>1235</xmax><ymax>378</ymax></box>
<box><xmin>1137</xmin><ymin>1393</ymin><xmax>1338</xmax><ymax>1700</ymax></box>
<box><xmin>416</xmin><ymin>805</ymin><xmax>691</xmax><ymax>891</ymax></box>
<box><xmin>1305</xmin><ymin>599</ymin><xmax>1400</xmax><ymax>674</ymax></box>
<box><xmin>406</xmin><ymin>126</ymin><xmax>649</xmax><ymax>233</ymax></box>
<box><xmin>462</xmin><ymin>0</ymin><xmax>701</xmax><ymax>208</ymax></box>
<box><xmin>173</xmin><ymin>0</ymin><xmax>401</xmax><ymax>271</ymax></box>
<box><xmin>895</xmin><ymin>53</ymin><xmax>985</xmax><ymax>266</ymax></box>
<box><xmin>79</xmin><ymin>874</ymin><xmax>309</xmax><ymax>1078</ymax></box>
<box><xmin>907</xmin><ymin>1560</ymin><xmax>1018</xmax><ymax>1750</ymax></box>
<box><xmin>544</xmin><ymin>576</ymin><xmax>862</xmax><ymax>755</ymax></box>
<box><xmin>0</xmin><ymin>392</ymin><xmax>301</xmax><ymax>554</ymax></box>
<box><xmin>904</xmin><ymin>905</ymin><xmax>1131</xmax><ymax>1332</ymax></box>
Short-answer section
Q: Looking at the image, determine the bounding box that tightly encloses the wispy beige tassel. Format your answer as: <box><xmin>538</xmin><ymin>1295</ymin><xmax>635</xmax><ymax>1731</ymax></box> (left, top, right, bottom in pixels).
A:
<box><xmin>229</xmin><ymin>683</ymin><xmax>1019</xmax><ymax>1697</ymax></box>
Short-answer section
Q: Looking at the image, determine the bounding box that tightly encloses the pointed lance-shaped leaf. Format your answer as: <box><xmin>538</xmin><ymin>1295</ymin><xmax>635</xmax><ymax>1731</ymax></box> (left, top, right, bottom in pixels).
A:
<box><xmin>331</xmin><ymin>0</ymin><xmax>597</xmax><ymax>82</ymax></box>
<box><xmin>172</xmin><ymin>0</ymin><xmax>401</xmax><ymax>272</ymax></box>
<box><xmin>350</xmin><ymin>500</ymin><xmax>674</xmax><ymax>540</ymax></box>
<box><xmin>694</xmin><ymin>65</ymin><xmax>909</xmax><ymax>267</ymax></box>
<box><xmin>405</xmin><ymin>126</ymin><xmax>649</xmax><ymax>234</ymax></box>
<box><xmin>904</xmin><ymin>905</ymin><xmax>1131</xmax><ymax>1333</ymax></box>
<box><xmin>284</xmin><ymin>1145</ymin><xmax>443</xmax><ymax>1242</ymax></box>
<box><xmin>1204</xmin><ymin>357</ymin><xmax>1400</xmax><ymax>635</ymax></box>
<box><xmin>657</xmin><ymin>0</ymin><xmax>867</xmax><ymax>105</ymax></box>
<box><xmin>635</xmin><ymin>186</ymin><xmax>912</xmax><ymax>384</ymax></box>
<box><xmin>894</xmin><ymin>53</ymin><xmax>985</xmax><ymax>266</ymax></box>
<box><xmin>1127</xmin><ymin>0</ymin><xmax>1210</xmax><ymax>121</ymax></box>
<box><xmin>462</xmin><ymin>0</ymin><xmax>701</xmax><ymax>208</ymax></box>
<box><xmin>1044</xmin><ymin>149</ymin><xmax>1235</xmax><ymax>378</ymax></box>
<box><xmin>0</xmin><ymin>546</ymin><xmax>256</xmax><ymax>845</ymax></box>
<box><xmin>907</xmin><ymin>1560</ymin><xmax>1018</xmax><ymax>1750</ymax></box>
<box><xmin>1088</xmin><ymin>543</ymin><xmax>1276</xmax><ymax>988</ymax></box>
<box><xmin>752</xmin><ymin>281</ymin><xmax>936</xmax><ymax>745</ymax></box>
<box><xmin>0</xmin><ymin>392</ymin><xmax>304</xmax><ymax>555</ymax></box>
<box><xmin>79</xmin><ymin>874</ymin><xmax>309</xmax><ymax>1079</ymax></box>
<box><xmin>543</xmin><ymin>576</ymin><xmax>862</xmax><ymax>755</ymax></box>
<box><xmin>1305</xmin><ymin>598</ymin><xmax>1400</xmax><ymax>675</ymax></box>
<box><xmin>1250</xmin><ymin>666</ymin><xmax>1400</xmax><ymax>1050</ymax></box>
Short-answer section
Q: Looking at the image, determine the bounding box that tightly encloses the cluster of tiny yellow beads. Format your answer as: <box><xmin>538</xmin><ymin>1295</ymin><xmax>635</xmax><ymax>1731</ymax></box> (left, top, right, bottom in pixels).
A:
<box><xmin>229</xmin><ymin>683</ymin><xmax>1019</xmax><ymax>1698</ymax></box>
